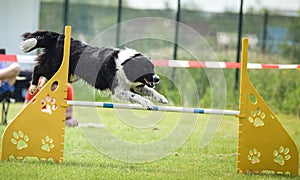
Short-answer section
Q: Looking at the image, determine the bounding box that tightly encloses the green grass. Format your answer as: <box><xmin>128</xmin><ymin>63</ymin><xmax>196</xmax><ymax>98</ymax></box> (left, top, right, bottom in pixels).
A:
<box><xmin>0</xmin><ymin>103</ymin><xmax>299</xmax><ymax>179</ymax></box>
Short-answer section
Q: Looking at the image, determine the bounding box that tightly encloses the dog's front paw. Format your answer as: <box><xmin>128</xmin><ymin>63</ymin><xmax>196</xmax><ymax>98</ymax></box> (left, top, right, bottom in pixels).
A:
<box><xmin>29</xmin><ymin>85</ymin><xmax>38</xmax><ymax>95</ymax></box>
<box><xmin>154</xmin><ymin>94</ymin><xmax>168</xmax><ymax>104</ymax></box>
<box><xmin>140</xmin><ymin>99</ymin><xmax>155</xmax><ymax>110</ymax></box>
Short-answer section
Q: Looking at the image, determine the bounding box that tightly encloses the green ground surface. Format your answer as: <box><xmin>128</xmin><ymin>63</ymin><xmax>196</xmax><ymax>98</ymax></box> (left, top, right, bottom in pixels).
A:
<box><xmin>0</xmin><ymin>103</ymin><xmax>299</xmax><ymax>179</ymax></box>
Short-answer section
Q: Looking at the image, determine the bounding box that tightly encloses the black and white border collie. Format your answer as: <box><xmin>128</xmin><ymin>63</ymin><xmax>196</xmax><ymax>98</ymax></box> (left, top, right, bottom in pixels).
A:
<box><xmin>20</xmin><ymin>31</ymin><xmax>168</xmax><ymax>109</ymax></box>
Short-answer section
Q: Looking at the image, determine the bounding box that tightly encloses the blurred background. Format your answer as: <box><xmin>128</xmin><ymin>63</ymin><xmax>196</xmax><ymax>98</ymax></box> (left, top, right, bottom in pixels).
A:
<box><xmin>0</xmin><ymin>0</ymin><xmax>299</xmax><ymax>115</ymax></box>
<box><xmin>2</xmin><ymin>0</ymin><xmax>300</xmax><ymax>62</ymax></box>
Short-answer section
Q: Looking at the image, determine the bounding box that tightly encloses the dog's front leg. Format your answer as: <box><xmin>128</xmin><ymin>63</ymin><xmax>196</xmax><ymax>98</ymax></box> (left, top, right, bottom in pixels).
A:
<box><xmin>113</xmin><ymin>89</ymin><xmax>155</xmax><ymax>110</ymax></box>
<box><xmin>30</xmin><ymin>66</ymin><xmax>49</xmax><ymax>94</ymax></box>
<box><xmin>132</xmin><ymin>86</ymin><xmax>168</xmax><ymax>104</ymax></box>
<box><xmin>29</xmin><ymin>66</ymin><xmax>42</xmax><ymax>94</ymax></box>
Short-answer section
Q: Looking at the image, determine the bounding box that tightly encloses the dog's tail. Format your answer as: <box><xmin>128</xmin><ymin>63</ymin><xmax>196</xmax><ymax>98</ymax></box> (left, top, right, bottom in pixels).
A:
<box><xmin>20</xmin><ymin>31</ymin><xmax>62</xmax><ymax>53</ymax></box>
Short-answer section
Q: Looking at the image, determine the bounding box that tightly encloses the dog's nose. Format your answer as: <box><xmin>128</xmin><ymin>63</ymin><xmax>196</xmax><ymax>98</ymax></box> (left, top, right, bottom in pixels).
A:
<box><xmin>153</xmin><ymin>75</ymin><xmax>160</xmax><ymax>84</ymax></box>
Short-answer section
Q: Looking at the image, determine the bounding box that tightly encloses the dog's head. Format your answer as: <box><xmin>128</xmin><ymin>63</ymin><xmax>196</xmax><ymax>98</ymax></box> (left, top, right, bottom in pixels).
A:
<box><xmin>119</xmin><ymin>48</ymin><xmax>160</xmax><ymax>88</ymax></box>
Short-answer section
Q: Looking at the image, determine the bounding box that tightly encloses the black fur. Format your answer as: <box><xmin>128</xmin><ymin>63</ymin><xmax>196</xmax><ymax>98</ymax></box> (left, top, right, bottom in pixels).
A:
<box><xmin>21</xmin><ymin>30</ymin><xmax>168</xmax><ymax>109</ymax></box>
<box><xmin>22</xmin><ymin>31</ymin><xmax>121</xmax><ymax>91</ymax></box>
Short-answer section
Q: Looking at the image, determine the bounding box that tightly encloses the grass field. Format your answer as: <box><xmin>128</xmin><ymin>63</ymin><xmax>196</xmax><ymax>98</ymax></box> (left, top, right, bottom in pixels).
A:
<box><xmin>0</xmin><ymin>103</ymin><xmax>299</xmax><ymax>179</ymax></box>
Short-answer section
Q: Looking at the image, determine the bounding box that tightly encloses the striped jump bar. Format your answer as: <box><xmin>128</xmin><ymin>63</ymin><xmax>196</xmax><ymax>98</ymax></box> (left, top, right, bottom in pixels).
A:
<box><xmin>67</xmin><ymin>100</ymin><xmax>240</xmax><ymax>116</ymax></box>
<box><xmin>0</xmin><ymin>54</ymin><xmax>36</xmax><ymax>63</ymax></box>
<box><xmin>152</xmin><ymin>59</ymin><xmax>300</xmax><ymax>69</ymax></box>
<box><xmin>1</xmin><ymin>54</ymin><xmax>299</xmax><ymax>69</ymax></box>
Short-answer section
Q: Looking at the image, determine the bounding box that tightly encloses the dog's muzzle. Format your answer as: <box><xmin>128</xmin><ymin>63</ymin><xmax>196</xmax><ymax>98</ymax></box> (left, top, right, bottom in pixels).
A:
<box><xmin>144</xmin><ymin>74</ymin><xmax>160</xmax><ymax>88</ymax></box>
<box><xmin>153</xmin><ymin>74</ymin><xmax>160</xmax><ymax>84</ymax></box>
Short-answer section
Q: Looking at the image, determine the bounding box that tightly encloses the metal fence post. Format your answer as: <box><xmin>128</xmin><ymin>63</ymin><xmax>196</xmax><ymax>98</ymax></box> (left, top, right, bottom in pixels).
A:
<box><xmin>170</xmin><ymin>0</ymin><xmax>181</xmax><ymax>89</ymax></box>
<box><xmin>262</xmin><ymin>11</ymin><xmax>268</xmax><ymax>53</ymax></box>
<box><xmin>63</xmin><ymin>0</ymin><xmax>69</xmax><ymax>31</ymax></box>
<box><xmin>235</xmin><ymin>0</ymin><xmax>244</xmax><ymax>90</ymax></box>
<box><xmin>116</xmin><ymin>0</ymin><xmax>122</xmax><ymax>47</ymax></box>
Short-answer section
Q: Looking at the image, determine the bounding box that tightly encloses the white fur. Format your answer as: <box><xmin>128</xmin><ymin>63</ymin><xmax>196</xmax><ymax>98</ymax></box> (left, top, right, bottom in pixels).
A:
<box><xmin>113</xmin><ymin>65</ymin><xmax>154</xmax><ymax>108</ymax></box>
<box><xmin>20</xmin><ymin>38</ymin><xmax>37</xmax><ymax>52</ymax></box>
<box><xmin>113</xmin><ymin>87</ymin><xmax>156</xmax><ymax>110</ymax></box>
<box><xmin>115</xmin><ymin>66</ymin><xmax>134</xmax><ymax>88</ymax></box>
<box><xmin>112</xmin><ymin>63</ymin><xmax>168</xmax><ymax>109</ymax></box>
<box><xmin>29</xmin><ymin>85</ymin><xmax>38</xmax><ymax>95</ymax></box>
<box><xmin>132</xmin><ymin>85</ymin><xmax>168</xmax><ymax>104</ymax></box>
<box><xmin>116</xmin><ymin>48</ymin><xmax>139</xmax><ymax>68</ymax></box>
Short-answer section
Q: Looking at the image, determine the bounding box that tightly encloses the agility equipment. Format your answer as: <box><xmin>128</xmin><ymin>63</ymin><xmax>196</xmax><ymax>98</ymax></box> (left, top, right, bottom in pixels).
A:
<box><xmin>1</xmin><ymin>26</ymin><xmax>71</xmax><ymax>162</ymax></box>
<box><xmin>67</xmin><ymin>100</ymin><xmax>240</xmax><ymax>116</ymax></box>
<box><xmin>237</xmin><ymin>39</ymin><xmax>298</xmax><ymax>175</ymax></box>
<box><xmin>0</xmin><ymin>26</ymin><xmax>298</xmax><ymax>176</ymax></box>
<box><xmin>1</xmin><ymin>54</ymin><xmax>300</xmax><ymax>69</ymax></box>
<box><xmin>152</xmin><ymin>59</ymin><xmax>300</xmax><ymax>69</ymax></box>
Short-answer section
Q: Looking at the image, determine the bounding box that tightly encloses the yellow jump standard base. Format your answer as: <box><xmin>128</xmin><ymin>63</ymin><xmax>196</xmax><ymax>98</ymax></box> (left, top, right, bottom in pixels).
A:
<box><xmin>1</xmin><ymin>26</ymin><xmax>71</xmax><ymax>163</ymax></box>
<box><xmin>237</xmin><ymin>38</ymin><xmax>298</xmax><ymax>176</ymax></box>
<box><xmin>0</xmin><ymin>27</ymin><xmax>298</xmax><ymax>176</ymax></box>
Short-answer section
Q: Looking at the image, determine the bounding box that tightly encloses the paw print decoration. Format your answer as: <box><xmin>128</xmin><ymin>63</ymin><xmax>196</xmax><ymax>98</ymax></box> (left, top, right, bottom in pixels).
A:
<box><xmin>247</xmin><ymin>148</ymin><xmax>261</xmax><ymax>164</ymax></box>
<box><xmin>41</xmin><ymin>136</ymin><xmax>55</xmax><ymax>152</ymax></box>
<box><xmin>248</xmin><ymin>107</ymin><xmax>265</xmax><ymax>127</ymax></box>
<box><xmin>273</xmin><ymin>146</ymin><xmax>291</xmax><ymax>165</ymax></box>
<box><xmin>10</xmin><ymin>130</ymin><xmax>29</xmax><ymax>150</ymax></box>
<box><xmin>41</xmin><ymin>94</ymin><xmax>57</xmax><ymax>114</ymax></box>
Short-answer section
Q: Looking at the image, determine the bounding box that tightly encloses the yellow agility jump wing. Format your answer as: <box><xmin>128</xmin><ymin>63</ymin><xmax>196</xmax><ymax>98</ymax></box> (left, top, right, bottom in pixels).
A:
<box><xmin>1</xmin><ymin>26</ymin><xmax>71</xmax><ymax>163</ymax></box>
<box><xmin>237</xmin><ymin>38</ymin><xmax>299</xmax><ymax>176</ymax></box>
